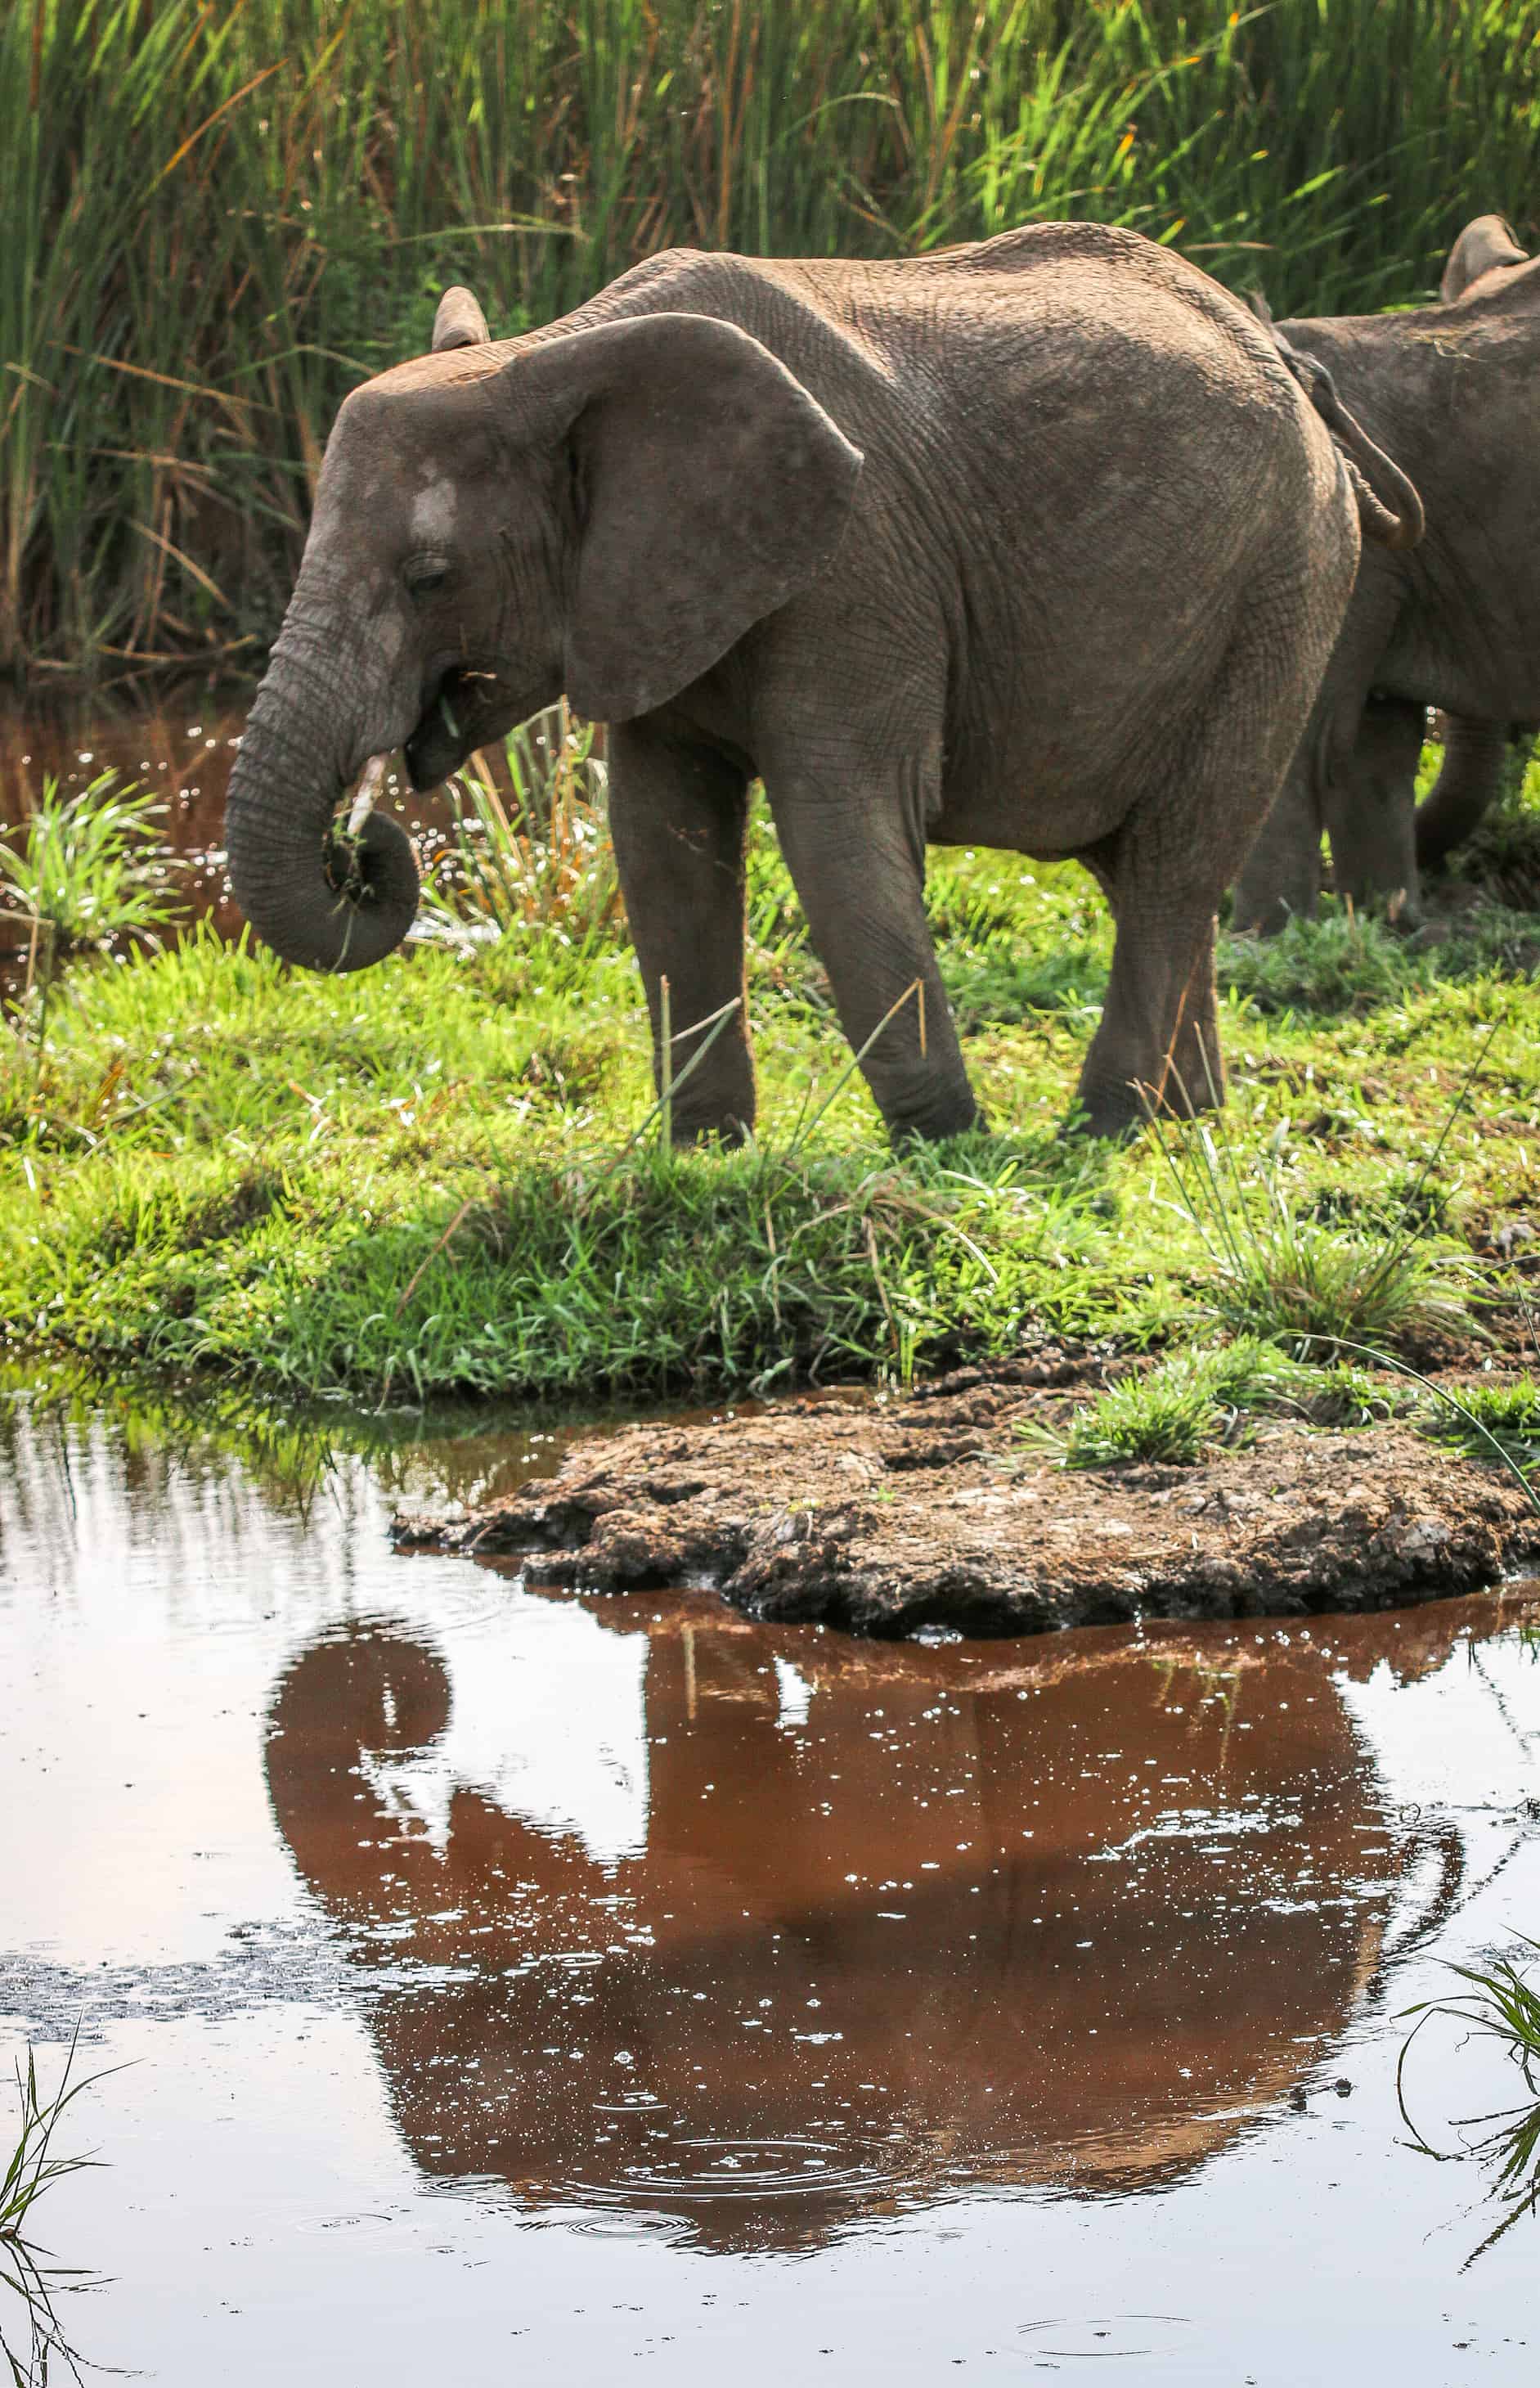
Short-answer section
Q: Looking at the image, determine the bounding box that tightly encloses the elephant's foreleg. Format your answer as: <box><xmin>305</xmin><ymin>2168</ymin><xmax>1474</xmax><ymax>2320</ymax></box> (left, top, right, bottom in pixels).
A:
<box><xmin>608</xmin><ymin>720</ymin><xmax>757</xmax><ymax>1143</ymax></box>
<box><xmin>766</xmin><ymin>771</ymin><xmax>980</xmax><ymax>1143</ymax></box>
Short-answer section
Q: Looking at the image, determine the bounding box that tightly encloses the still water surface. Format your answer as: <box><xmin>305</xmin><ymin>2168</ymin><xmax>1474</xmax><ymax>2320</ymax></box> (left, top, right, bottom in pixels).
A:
<box><xmin>2</xmin><ymin>1395</ymin><xmax>1539</xmax><ymax>2381</ymax></box>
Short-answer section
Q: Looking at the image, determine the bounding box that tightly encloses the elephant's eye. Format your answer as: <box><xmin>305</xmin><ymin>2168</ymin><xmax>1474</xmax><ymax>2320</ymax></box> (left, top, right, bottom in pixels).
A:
<box><xmin>406</xmin><ymin>561</ymin><xmax>449</xmax><ymax>600</ymax></box>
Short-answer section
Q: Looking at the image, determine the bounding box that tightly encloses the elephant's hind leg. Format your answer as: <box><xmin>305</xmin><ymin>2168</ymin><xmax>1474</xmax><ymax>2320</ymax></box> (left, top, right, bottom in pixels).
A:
<box><xmin>608</xmin><ymin>720</ymin><xmax>757</xmax><ymax>1143</ymax></box>
<box><xmin>1075</xmin><ymin>849</ymin><xmax>1224</xmax><ymax>1136</ymax></box>
<box><xmin>1078</xmin><ymin>618</ymin><xmax>1327</xmax><ymax>1136</ymax></box>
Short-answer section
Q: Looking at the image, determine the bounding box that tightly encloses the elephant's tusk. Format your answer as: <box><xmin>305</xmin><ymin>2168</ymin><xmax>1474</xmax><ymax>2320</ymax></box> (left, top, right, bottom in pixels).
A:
<box><xmin>347</xmin><ymin>752</ymin><xmax>388</xmax><ymax>837</ymax></box>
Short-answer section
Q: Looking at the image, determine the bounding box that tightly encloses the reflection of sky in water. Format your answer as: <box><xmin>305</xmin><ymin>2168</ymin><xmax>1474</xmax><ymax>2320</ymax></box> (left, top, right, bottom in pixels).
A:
<box><xmin>359</xmin><ymin>1600</ymin><xmax>651</xmax><ymax>1868</ymax></box>
<box><xmin>2</xmin><ymin>1399</ymin><xmax>1539</xmax><ymax>2385</ymax></box>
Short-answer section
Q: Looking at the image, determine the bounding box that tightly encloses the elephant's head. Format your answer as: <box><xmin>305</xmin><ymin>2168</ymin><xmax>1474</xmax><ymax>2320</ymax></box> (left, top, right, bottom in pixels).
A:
<box><xmin>226</xmin><ymin>282</ymin><xmax>863</xmax><ymax>973</ymax></box>
<box><xmin>1439</xmin><ymin>213</ymin><xmax>1529</xmax><ymax>304</ymax></box>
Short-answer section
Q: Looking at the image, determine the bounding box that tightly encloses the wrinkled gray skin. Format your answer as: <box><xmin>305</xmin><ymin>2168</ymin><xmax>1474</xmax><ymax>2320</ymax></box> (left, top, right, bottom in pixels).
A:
<box><xmin>226</xmin><ymin>225</ymin><xmax>1367</xmax><ymax>1140</ymax></box>
<box><xmin>1234</xmin><ymin>215</ymin><xmax>1540</xmax><ymax>930</ymax></box>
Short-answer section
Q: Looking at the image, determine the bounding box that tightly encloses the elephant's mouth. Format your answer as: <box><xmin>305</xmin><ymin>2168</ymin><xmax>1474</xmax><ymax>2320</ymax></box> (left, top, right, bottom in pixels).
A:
<box><xmin>403</xmin><ymin>661</ymin><xmax>510</xmax><ymax>791</ymax></box>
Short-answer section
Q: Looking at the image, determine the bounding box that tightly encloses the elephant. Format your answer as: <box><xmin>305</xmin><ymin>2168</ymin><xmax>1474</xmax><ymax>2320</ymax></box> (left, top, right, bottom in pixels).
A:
<box><xmin>225</xmin><ymin>224</ymin><xmax>1397</xmax><ymax>1140</ymax></box>
<box><xmin>263</xmin><ymin>1590</ymin><xmax>1463</xmax><ymax>2251</ymax></box>
<box><xmin>1233</xmin><ymin>214</ymin><xmax>1540</xmax><ymax>931</ymax></box>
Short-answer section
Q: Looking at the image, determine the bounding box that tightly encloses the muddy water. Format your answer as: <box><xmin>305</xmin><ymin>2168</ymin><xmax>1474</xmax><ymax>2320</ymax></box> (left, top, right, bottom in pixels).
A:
<box><xmin>3</xmin><ymin>1396</ymin><xmax>1540</xmax><ymax>2381</ymax></box>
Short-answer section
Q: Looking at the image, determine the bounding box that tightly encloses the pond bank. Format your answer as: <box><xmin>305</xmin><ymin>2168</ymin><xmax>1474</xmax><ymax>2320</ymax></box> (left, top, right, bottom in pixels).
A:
<box><xmin>396</xmin><ymin>1360</ymin><xmax>1540</xmax><ymax>1635</ymax></box>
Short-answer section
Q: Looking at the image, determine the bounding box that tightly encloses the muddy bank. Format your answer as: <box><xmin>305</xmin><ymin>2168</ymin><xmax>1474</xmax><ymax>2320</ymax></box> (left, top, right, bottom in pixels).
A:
<box><xmin>393</xmin><ymin>1363</ymin><xmax>1540</xmax><ymax>1636</ymax></box>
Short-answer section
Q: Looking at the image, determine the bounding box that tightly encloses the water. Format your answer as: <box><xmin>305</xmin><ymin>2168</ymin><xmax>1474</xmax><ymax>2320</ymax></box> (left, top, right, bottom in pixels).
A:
<box><xmin>2</xmin><ymin>1394</ymin><xmax>1539</xmax><ymax>2382</ymax></box>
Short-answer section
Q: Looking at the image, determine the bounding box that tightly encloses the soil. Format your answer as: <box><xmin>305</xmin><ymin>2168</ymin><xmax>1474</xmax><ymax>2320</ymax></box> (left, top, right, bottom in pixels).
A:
<box><xmin>393</xmin><ymin>1358</ymin><xmax>1540</xmax><ymax>1638</ymax></box>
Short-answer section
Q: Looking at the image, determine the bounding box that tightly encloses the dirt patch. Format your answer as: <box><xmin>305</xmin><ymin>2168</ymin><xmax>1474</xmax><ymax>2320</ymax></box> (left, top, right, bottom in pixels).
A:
<box><xmin>393</xmin><ymin>1361</ymin><xmax>1540</xmax><ymax>1638</ymax></box>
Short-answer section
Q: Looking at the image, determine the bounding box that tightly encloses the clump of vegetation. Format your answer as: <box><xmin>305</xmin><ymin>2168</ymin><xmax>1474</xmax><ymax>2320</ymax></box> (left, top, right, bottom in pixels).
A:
<box><xmin>1420</xmin><ymin>1376</ymin><xmax>1540</xmax><ymax>1473</ymax></box>
<box><xmin>1219</xmin><ymin>906</ymin><xmax>1426</xmax><ymax>1018</ymax></box>
<box><xmin>1399</xmin><ymin>1937</ymin><xmax>1540</xmax><ymax>2266</ymax></box>
<box><xmin>1036</xmin><ymin>1336</ymin><xmax>1311</xmax><ymax>1468</ymax></box>
<box><xmin>2</xmin><ymin>2026</ymin><xmax>110</xmax><ymax>2387</ymax></box>
<box><xmin>0</xmin><ymin>773</ymin><xmax>181</xmax><ymax>956</ymax></box>
<box><xmin>1147</xmin><ymin>1109</ymin><xmax>1477</xmax><ymax>1356</ymax></box>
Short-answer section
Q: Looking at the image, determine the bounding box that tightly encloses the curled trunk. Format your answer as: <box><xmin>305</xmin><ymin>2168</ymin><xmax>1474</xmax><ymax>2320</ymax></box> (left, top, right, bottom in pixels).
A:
<box><xmin>225</xmin><ymin>645</ymin><xmax>420</xmax><ymax>973</ymax></box>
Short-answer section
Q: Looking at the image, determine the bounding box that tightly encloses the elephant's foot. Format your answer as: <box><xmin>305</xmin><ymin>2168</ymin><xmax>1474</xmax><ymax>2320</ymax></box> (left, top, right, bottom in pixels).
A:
<box><xmin>669</xmin><ymin>1107</ymin><xmax>754</xmax><ymax>1149</ymax></box>
<box><xmin>884</xmin><ymin>1088</ymin><xmax>986</xmax><ymax>1146</ymax></box>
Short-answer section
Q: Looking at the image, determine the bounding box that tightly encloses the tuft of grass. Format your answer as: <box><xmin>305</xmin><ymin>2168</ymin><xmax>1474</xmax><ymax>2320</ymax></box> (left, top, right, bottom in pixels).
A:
<box><xmin>1030</xmin><ymin>1336</ymin><xmax>1310</xmax><ymax>1468</ymax></box>
<box><xmin>1399</xmin><ymin>1936</ymin><xmax>1540</xmax><ymax>2268</ymax></box>
<box><xmin>1419</xmin><ymin>1376</ymin><xmax>1540</xmax><ymax>1473</ymax></box>
<box><xmin>2</xmin><ymin>2025</ymin><xmax>112</xmax><ymax>2388</ymax></box>
<box><xmin>1146</xmin><ymin>1107</ymin><xmax>1478</xmax><ymax>1357</ymax></box>
<box><xmin>0</xmin><ymin>774</ymin><xmax>181</xmax><ymax>956</ymax></box>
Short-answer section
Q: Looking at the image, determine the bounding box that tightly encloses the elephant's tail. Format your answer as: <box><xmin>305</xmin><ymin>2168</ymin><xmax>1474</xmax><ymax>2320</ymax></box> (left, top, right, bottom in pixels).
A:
<box><xmin>1249</xmin><ymin>294</ymin><xmax>1425</xmax><ymax>553</ymax></box>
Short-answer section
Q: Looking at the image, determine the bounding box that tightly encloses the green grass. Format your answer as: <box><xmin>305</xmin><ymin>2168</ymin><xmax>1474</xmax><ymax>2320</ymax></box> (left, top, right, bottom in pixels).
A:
<box><xmin>1144</xmin><ymin>1093</ymin><xmax>1481</xmax><ymax>1356</ymax></box>
<box><xmin>8</xmin><ymin>0</ymin><xmax>1540</xmax><ymax>676</ymax></box>
<box><xmin>1421</xmin><ymin>1376</ymin><xmax>1540</xmax><ymax>1473</ymax></box>
<box><xmin>0</xmin><ymin>771</ymin><xmax>182</xmax><ymax>956</ymax></box>
<box><xmin>1037</xmin><ymin>1336</ymin><xmax>1313</xmax><ymax>1468</ymax></box>
<box><xmin>8</xmin><ymin>718</ymin><xmax>1540</xmax><ymax>1408</ymax></box>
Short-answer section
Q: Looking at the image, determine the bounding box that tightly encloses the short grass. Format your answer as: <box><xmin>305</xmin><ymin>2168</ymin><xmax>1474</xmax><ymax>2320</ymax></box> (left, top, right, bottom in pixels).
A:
<box><xmin>1038</xmin><ymin>1338</ymin><xmax>1314</xmax><ymax>1469</ymax></box>
<box><xmin>5</xmin><ymin>728</ymin><xmax>1540</xmax><ymax>1408</ymax></box>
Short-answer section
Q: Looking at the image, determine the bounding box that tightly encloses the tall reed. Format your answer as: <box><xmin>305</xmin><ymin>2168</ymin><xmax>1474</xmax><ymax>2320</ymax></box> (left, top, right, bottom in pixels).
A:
<box><xmin>7</xmin><ymin>0</ymin><xmax>1540</xmax><ymax>677</ymax></box>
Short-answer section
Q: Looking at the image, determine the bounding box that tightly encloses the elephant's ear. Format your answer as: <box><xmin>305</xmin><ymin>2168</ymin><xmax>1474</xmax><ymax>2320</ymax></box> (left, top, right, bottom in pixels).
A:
<box><xmin>1440</xmin><ymin>215</ymin><xmax>1528</xmax><ymax>303</ymax></box>
<box><xmin>501</xmin><ymin>313</ymin><xmax>863</xmax><ymax>722</ymax></box>
<box><xmin>433</xmin><ymin>284</ymin><xmax>491</xmax><ymax>351</ymax></box>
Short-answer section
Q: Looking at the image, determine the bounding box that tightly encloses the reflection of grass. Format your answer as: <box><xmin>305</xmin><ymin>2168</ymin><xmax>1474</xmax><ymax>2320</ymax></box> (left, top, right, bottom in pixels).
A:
<box><xmin>1399</xmin><ymin>1939</ymin><xmax>1540</xmax><ymax>2267</ymax></box>
<box><xmin>2</xmin><ymin>2026</ymin><xmax>112</xmax><ymax>2386</ymax></box>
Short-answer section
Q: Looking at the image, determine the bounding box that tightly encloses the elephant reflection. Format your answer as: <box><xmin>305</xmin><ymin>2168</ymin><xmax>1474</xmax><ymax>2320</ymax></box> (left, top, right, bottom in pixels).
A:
<box><xmin>265</xmin><ymin>1594</ymin><xmax>1472</xmax><ymax>2252</ymax></box>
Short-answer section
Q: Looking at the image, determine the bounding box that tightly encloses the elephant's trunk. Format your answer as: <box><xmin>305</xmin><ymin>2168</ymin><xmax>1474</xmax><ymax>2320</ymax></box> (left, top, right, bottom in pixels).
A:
<box><xmin>225</xmin><ymin>632</ymin><xmax>420</xmax><ymax>974</ymax></box>
<box><xmin>1414</xmin><ymin>713</ymin><xmax>1510</xmax><ymax>869</ymax></box>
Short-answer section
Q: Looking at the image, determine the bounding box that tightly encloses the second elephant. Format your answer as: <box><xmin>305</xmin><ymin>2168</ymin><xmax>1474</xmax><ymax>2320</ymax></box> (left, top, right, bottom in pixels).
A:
<box><xmin>1235</xmin><ymin>215</ymin><xmax>1540</xmax><ymax>930</ymax></box>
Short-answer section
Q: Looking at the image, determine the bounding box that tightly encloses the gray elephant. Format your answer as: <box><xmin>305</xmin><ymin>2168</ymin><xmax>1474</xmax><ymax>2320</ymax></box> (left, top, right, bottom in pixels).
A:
<box><xmin>1234</xmin><ymin>215</ymin><xmax>1540</xmax><ymax>931</ymax></box>
<box><xmin>225</xmin><ymin>226</ymin><xmax>1392</xmax><ymax>1140</ymax></box>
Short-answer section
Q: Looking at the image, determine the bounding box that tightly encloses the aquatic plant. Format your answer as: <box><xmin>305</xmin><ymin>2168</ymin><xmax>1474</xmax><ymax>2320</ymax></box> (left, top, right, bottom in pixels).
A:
<box><xmin>1399</xmin><ymin>1937</ymin><xmax>1540</xmax><ymax>2266</ymax></box>
<box><xmin>1</xmin><ymin>2025</ymin><xmax>110</xmax><ymax>2387</ymax></box>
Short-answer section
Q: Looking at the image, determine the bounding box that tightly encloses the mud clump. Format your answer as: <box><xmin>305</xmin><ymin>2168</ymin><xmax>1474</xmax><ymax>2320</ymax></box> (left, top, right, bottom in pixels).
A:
<box><xmin>394</xmin><ymin>1364</ymin><xmax>1540</xmax><ymax>1638</ymax></box>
